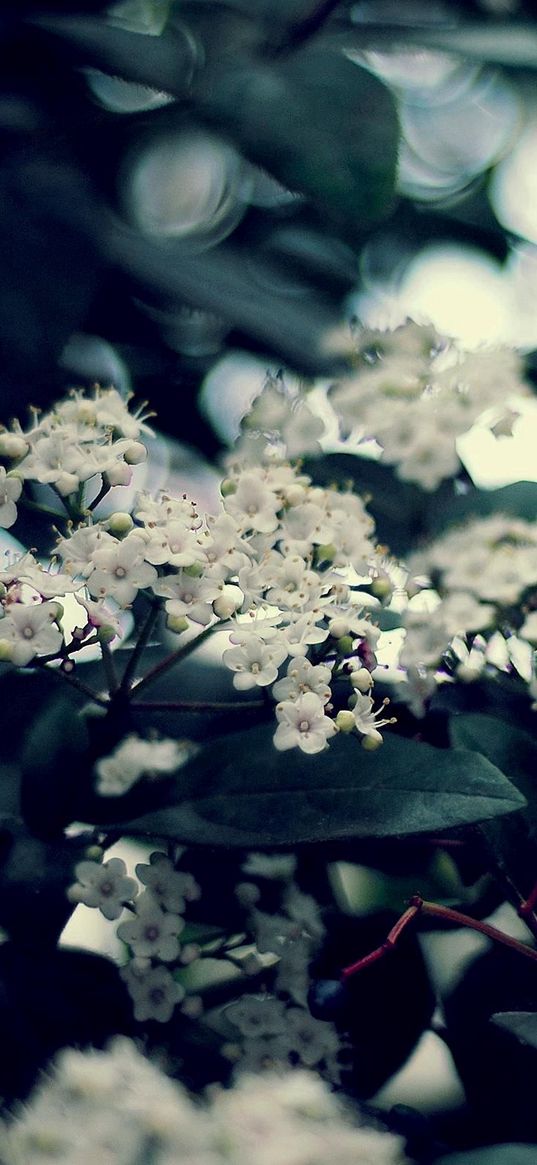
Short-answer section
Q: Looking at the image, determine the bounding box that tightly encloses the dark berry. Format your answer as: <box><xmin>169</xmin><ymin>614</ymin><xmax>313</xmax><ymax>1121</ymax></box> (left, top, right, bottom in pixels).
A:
<box><xmin>308</xmin><ymin>978</ymin><xmax>350</xmax><ymax>1021</ymax></box>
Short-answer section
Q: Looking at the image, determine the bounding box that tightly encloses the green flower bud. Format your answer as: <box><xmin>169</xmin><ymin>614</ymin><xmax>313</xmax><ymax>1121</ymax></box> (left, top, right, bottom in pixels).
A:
<box><xmin>220</xmin><ymin>478</ymin><xmax>237</xmax><ymax>497</ymax></box>
<box><xmin>107</xmin><ymin>512</ymin><xmax>134</xmax><ymax>536</ymax></box>
<box><xmin>84</xmin><ymin>845</ymin><xmax>104</xmax><ymax>862</ymax></box>
<box><xmin>183</xmin><ymin>562</ymin><xmax>204</xmax><ymax>578</ymax></box>
<box><xmin>0</xmin><ymin>433</ymin><xmax>29</xmax><ymax>459</ymax></box>
<box><xmin>167</xmin><ymin>614</ymin><xmax>189</xmax><ymax>634</ymax></box>
<box><xmin>97</xmin><ymin>625</ymin><xmax>116</xmax><ymax>644</ymax></box>
<box><xmin>315</xmin><ymin>543</ymin><xmax>337</xmax><ymax>565</ymax></box>
<box><xmin>336</xmin><ymin>635</ymin><xmax>354</xmax><ymax>656</ymax></box>
<box><xmin>361</xmin><ymin>729</ymin><xmax>383</xmax><ymax>751</ymax></box>
<box><xmin>335</xmin><ymin>709</ymin><xmax>355</xmax><ymax>734</ymax></box>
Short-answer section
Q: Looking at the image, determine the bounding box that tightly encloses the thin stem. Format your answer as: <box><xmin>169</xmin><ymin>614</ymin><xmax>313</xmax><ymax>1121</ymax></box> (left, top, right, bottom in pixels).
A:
<box><xmin>342</xmin><ymin>905</ymin><xmax>420</xmax><ymax>979</ymax></box>
<box><xmin>100</xmin><ymin>639</ymin><xmax>119</xmax><ymax>696</ymax></box>
<box><xmin>413</xmin><ymin>896</ymin><xmax>537</xmax><ymax>965</ymax></box>
<box><xmin>129</xmin><ymin>622</ymin><xmax>222</xmax><ymax>698</ymax></box>
<box><xmin>119</xmin><ymin>602</ymin><xmax>159</xmax><ymax>694</ymax></box>
<box><xmin>130</xmin><ymin>698</ymin><xmax>265</xmax><ymax>713</ymax></box>
<box><xmin>86</xmin><ymin>480</ymin><xmax>111</xmax><ymax>513</ymax></box>
<box><xmin>19</xmin><ymin>495</ymin><xmax>68</xmax><ymax>520</ymax></box>
<box><xmin>341</xmin><ymin>895</ymin><xmax>537</xmax><ymax>982</ymax></box>
<box><xmin>42</xmin><ymin>661</ymin><xmax>109</xmax><ymax>708</ymax></box>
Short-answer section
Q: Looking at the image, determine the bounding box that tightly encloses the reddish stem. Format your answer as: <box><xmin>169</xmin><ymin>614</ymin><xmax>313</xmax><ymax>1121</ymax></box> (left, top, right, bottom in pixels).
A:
<box><xmin>342</xmin><ymin>905</ymin><xmax>420</xmax><ymax>979</ymax></box>
<box><xmin>341</xmin><ymin>895</ymin><xmax>537</xmax><ymax>981</ymax></box>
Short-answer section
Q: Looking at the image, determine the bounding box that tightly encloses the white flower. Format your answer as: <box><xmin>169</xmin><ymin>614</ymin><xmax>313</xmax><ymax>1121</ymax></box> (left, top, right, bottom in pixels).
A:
<box><xmin>152</xmin><ymin>570</ymin><xmax>220</xmax><ymax>626</ymax></box>
<box><xmin>88</xmin><ymin>533</ymin><xmax>157</xmax><ymax>606</ymax></box>
<box><xmin>0</xmin><ymin>467</ymin><xmax>22</xmax><ymax>528</ymax></box>
<box><xmin>135</xmin><ymin>852</ymin><xmax>200</xmax><ymax>913</ymax></box>
<box><xmin>223</xmin><ymin>631</ymin><xmax>288</xmax><ymax>690</ymax></box>
<box><xmin>67</xmin><ymin>858</ymin><xmax>138</xmax><ymax>920</ymax></box>
<box><xmin>95</xmin><ymin>734</ymin><xmax>189</xmax><ymax>797</ymax></box>
<box><xmin>241</xmin><ymin>853</ymin><xmax>297</xmax><ymax>880</ymax></box>
<box><xmin>285</xmin><ymin>1007</ymin><xmax>341</xmax><ymax>1068</ymax></box>
<box><xmin>280</xmin><ymin>614</ymin><xmax>329</xmax><ymax>658</ymax></box>
<box><xmin>0</xmin><ymin>600</ymin><xmax>63</xmax><ymax>665</ymax></box>
<box><xmin>274</xmin><ymin>692</ymin><xmax>337</xmax><ymax>754</ymax></box>
<box><xmin>123</xmin><ymin>963</ymin><xmax>185</xmax><ymax>1023</ymax></box>
<box><xmin>225</xmin><ymin>995</ymin><xmax>287</xmax><ymax>1038</ymax></box>
<box><xmin>351</xmin><ymin>692</ymin><xmax>395</xmax><ymax>744</ymax></box>
<box><xmin>272</xmin><ymin>657</ymin><xmax>332</xmax><ymax>703</ymax></box>
<box><xmin>117</xmin><ymin>890</ymin><xmax>184</xmax><ymax>960</ymax></box>
<box><xmin>223</xmin><ymin>471</ymin><xmax>280</xmax><ymax>534</ymax></box>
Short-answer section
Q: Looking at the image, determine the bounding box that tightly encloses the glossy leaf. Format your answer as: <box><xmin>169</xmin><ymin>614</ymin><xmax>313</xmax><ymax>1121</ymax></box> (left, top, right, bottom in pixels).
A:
<box><xmin>449</xmin><ymin>714</ymin><xmax>537</xmax><ymax>830</ymax></box>
<box><xmin>114</xmin><ymin>724</ymin><xmax>525</xmax><ymax>847</ymax></box>
<box><xmin>197</xmin><ymin>43</ymin><xmax>398</xmax><ymax>229</ymax></box>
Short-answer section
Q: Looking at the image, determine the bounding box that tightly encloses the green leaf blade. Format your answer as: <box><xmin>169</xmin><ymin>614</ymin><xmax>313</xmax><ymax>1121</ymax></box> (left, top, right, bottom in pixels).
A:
<box><xmin>114</xmin><ymin>726</ymin><xmax>525</xmax><ymax>847</ymax></box>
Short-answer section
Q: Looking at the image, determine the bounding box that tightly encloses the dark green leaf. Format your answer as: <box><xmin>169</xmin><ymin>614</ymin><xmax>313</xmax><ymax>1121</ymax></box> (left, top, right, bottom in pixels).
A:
<box><xmin>197</xmin><ymin>44</ymin><xmax>398</xmax><ymax>229</ymax></box>
<box><xmin>492</xmin><ymin>1010</ymin><xmax>537</xmax><ymax>1050</ymax></box>
<box><xmin>114</xmin><ymin>724</ymin><xmax>525</xmax><ymax>847</ymax></box>
<box><xmin>108</xmin><ymin>223</ymin><xmax>352</xmax><ymax>376</ymax></box>
<box><xmin>449</xmin><ymin>714</ymin><xmax>537</xmax><ymax>830</ymax></box>
<box><xmin>31</xmin><ymin>16</ymin><xmax>198</xmax><ymax>99</ymax></box>
<box><xmin>425</xmin><ymin>481</ymin><xmax>537</xmax><ymax>539</ymax></box>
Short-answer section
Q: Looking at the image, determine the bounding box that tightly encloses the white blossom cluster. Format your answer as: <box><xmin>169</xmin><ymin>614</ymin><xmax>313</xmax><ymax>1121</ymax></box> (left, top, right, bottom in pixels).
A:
<box><xmin>399</xmin><ymin>514</ymin><xmax>537</xmax><ymax>710</ymax></box>
<box><xmin>0</xmin><ymin>386</ymin><xmax>150</xmax><ymax>519</ymax></box>
<box><xmin>1</xmin><ymin>1038</ymin><xmax>410</xmax><ymax>1165</ymax></box>
<box><xmin>67</xmin><ymin>850</ymin><xmax>201</xmax><ymax>1024</ymax></box>
<box><xmin>0</xmin><ymin>395</ymin><xmax>404</xmax><ymax>751</ymax></box>
<box><xmin>328</xmin><ymin>320</ymin><xmax>531</xmax><ymax>490</ymax></box>
<box><xmin>220</xmin><ymin>854</ymin><xmax>344</xmax><ymax>1082</ymax></box>
<box><xmin>94</xmin><ymin>733</ymin><xmax>197</xmax><ymax>797</ymax></box>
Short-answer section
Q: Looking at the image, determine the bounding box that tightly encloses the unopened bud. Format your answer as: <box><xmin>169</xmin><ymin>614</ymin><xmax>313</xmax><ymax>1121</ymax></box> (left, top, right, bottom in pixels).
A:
<box><xmin>84</xmin><ymin>845</ymin><xmax>104</xmax><ymax>862</ymax></box>
<box><xmin>123</xmin><ymin>441</ymin><xmax>147</xmax><ymax>466</ymax></box>
<box><xmin>97</xmin><ymin>624</ymin><xmax>116</xmax><ymax>644</ymax></box>
<box><xmin>329</xmin><ymin>617</ymin><xmax>349</xmax><ymax>639</ymax></box>
<box><xmin>337</xmin><ymin>635</ymin><xmax>354</xmax><ymax>656</ymax></box>
<box><xmin>335</xmin><ymin>709</ymin><xmax>355</xmax><ymax>734</ymax></box>
<box><xmin>361</xmin><ymin>729</ymin><xmax>383</xmax><ymax>751</ymax></box>
<box><xmin>350</xmin><ymin>667</ymin><xmax>373</xmax><ymax>693</ymax></box>
<box><xmin>316</xmin><ymin>543</ymin><xmax>337</xmax><ymax>565</ymax></box>
<box><xmin>370</xmin><ymin>576</ymin><xmax>392</xmax><ymax>599</ymax></box>
<box><xmin>213</xmin><ymin>585</ymin><xmax>243</xmax><ymax>619</ymax></box>
<box><xmin>107</xmin><ymin>512</ymin><xmax>133</xmax><ymax>536</ymax></box>
<box><xmin>183</xmin><ymin>562</ymin><xmax>204</xmax><ymax>578</ymax></box>
<box><xmin>167</xmin><ymin>614</ymin><xmax>189</xmax><ymax>634</ymax></box>
<box><xmin>220</xmin><ymin>478</ymin><xmax>237</xmax><ymax>497</ymax></box>
<box><xmin>0</xmin><ymin>434</ymin><xmax>29</xmax><ymax>459</ymax></box>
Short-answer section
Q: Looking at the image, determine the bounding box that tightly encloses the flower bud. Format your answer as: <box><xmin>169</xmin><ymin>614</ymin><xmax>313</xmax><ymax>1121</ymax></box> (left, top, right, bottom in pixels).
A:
<box><xmin>350</xmin><ymin>667</ymin><xmax>373</xmax><ymax>693</ymax></box>
<box><xmin>124</xmin><ymin>441</ymin><xmax>147</xmax><ymax>465</ymax></box>
<box><xmin>49</xmin><ymin>602</ymin><xmax>64</xmax><ymax>622</ymax></box>
<box><xmin>316</xmin><ymin>543</ymin><xmax>337</xmax><ymax>565</ymax></box>
<box><xmin>328</xmin><ymin>617</ymin><xmax>349</xmax><ymax>639</ymax></box>
<box><xmin>97</xmin><ymin>624</ymin><xmax>116</xmax><ymax>644</ymax></box>
<box><xmin>0</xmin><ymin>433</ymin><xmax>29</xmax><ymax>459</ymax></box>
<box><xmin>370</xmin><ymin>575</ymin><xmax>392</xmax><ymax>600</ymax></box>
<box><xmin>336</xmin><ymin>635</ymin><xmax>354</xmax><ymax>656</ymax></box>
<box><xmin>107</xmin><ymin>512</ymin><xmax>134</xmax><ymax>536</ymax></box>
<box><xmin>166</xmin><ymin>613</ymin><xmax>189</xmax><ymax>634</ymax></box>
<box><xmin>220</xmin><ymin>478</ymin><xmax>237</xmax><ymax>497</ymax></box>
<box><xmin>361</xmin><ymin>729</ymin><xmax>383</xmax><ymax>751</ymax></box>
<box><xmin>213</xmin><ymin>584</ymin><xmax>243</xmax><ymax>619</ymax></box>
<box><xmin>84</xmin><ymin>845</ymin><xmax>104</xmax><ymax>862</ymax></box>
<box><xmin>335</xmin><ymin>709</ymin><xmax>355</xmax><ymax>734</ymax></box>
<box><xmin>183</xmin><ymin>562</ymin><xmax>204</xmax><ymax>578</ymax></box>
